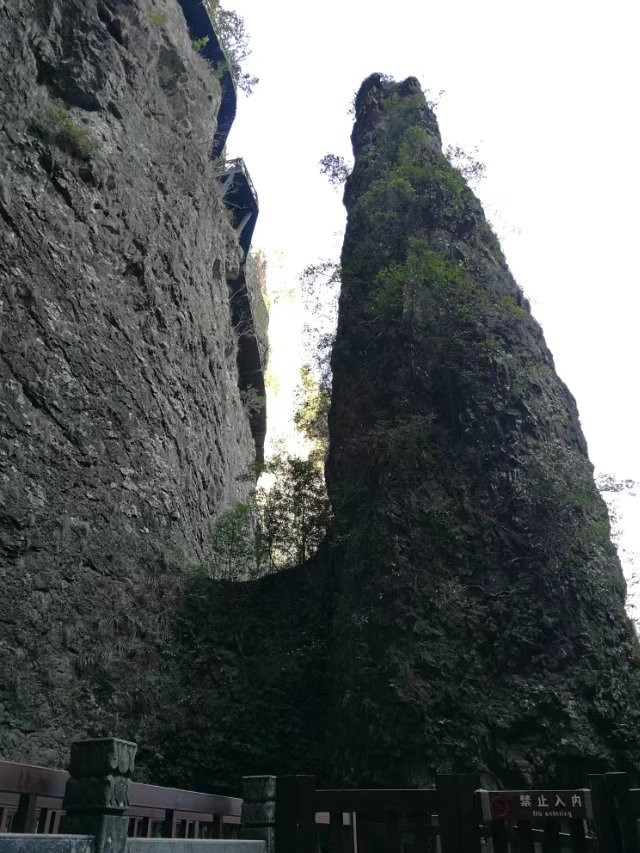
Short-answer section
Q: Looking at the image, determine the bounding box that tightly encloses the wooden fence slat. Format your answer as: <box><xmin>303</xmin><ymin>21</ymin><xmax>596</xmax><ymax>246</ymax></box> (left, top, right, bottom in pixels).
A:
<box><xmin>329</xmin><ymin>811</ymin><xmax>344</xmax><ymax>853</ymax></box>
<box><xmin>276</xmin><ymin>776</ymin><xmax>300</xmax><ymax>853</ymax></box>
<box><xmin>297</xmin><ymin>776</ymin><xmax>317</xmax><ymax>853</ymax></box>
<box><xmin>589</xmin><ymin>773</ymin><xmax>619</xmax><ymax>853</ymax></box>
<box><xmin>163</xmin><ymin>809</ymin><xmax>177</xmax><ymax>838</ymax></box>
<box><xmin>569</xmin><ymin>820</ymin><xmax>587</xmax><ymax>853</ymax></box>
<box><xmin>412</xmin><ymin>811</ymin><xmax>429</xmax><ymax>853</ymax></box>
<box><xmin>541</xmin><ymin>819</ymin><xmax>561</xmax><ymax>853</ymax></box>
<box><xmin>349</xmin><ymin>812</ymin><xmax>358</xmax><ymax>853</ymax></box>
<box><xmin>37</xmin><ymin>808</ymin><xmax>49</xmax><ymax>834</ymax></box>
<box><xmin>490</xmin><ymin>821</ymin><xmax>509</xmax><ymax>853</ymax></box>
<box><xmin>605</xmin><ymin>772</ymin><xmax>640</xmax><ymax>853</ymax></box>
<box><xmin>353</xmin><ymin>817</ymin><xmax>365</xmax><ymax>853</ymax></box>
<box><xmin>436</xmin><ymin>774</ymin><xmax>480</xmax><ymax>853</ymax></box>
<box><xmin>515</xmin><ymin>820</ymin><xmax>535</xmax><ymax>853</ymax></box>
<box><xmin>212</xmin><ymin>814</ymin><xmax>222</xmax><ymax>839</ymax></box>
<box><xmin>384</xmin><ymin>810</ymin><xmax>401</xmax><ymax>853</ymax></box>
<box><xmin>13</xmin><ymin>793</ymin><xmax>37</xmax><ymax>833</ymax></box>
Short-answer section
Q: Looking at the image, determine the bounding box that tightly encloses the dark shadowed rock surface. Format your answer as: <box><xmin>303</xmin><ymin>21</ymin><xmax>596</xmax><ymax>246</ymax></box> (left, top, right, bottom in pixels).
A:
<box><xmin>141</xmin><ymin>556</ymin><xmax>332</xmax><ymax>791</ymax></box>
<box><xmin>154</xmin><ymin>75</ymin><xmax>640</xmax><ymax>794</ymax></box>
<box><xmin>323</xmin><ymin>74</ymin><xmax>640</xmax><ymax>786</ymax></box>
<box><xmin>0</xmin><ymin>0</ymin><xmax>259</xmax><ymax>768</ymax></box>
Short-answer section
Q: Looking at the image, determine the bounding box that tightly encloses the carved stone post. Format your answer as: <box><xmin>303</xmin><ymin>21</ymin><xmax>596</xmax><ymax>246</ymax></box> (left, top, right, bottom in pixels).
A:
<box><xmin>242</xmin><ymin>775</ymin><xmax>276</xmax><ymax>853</ymax></box>
<box><xmin>59</xmin><ymin>737</ymin><xmax>137</xmax><ymax>853</ymax></box>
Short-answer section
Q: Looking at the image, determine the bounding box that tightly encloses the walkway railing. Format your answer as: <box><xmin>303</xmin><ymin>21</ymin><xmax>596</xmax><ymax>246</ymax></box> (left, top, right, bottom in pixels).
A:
<box><xmin>0</xmin><ymin>758</ymin><xmax>241</xmax><ymax>838</ymax></box>
<box><xmin>240</xmin><ymin>772</ymin><xmax>640</xmax><ymax>853</ymax></box>
<box><xmin>176</xmin><ymin>0</ymin><xmax>237</xmax><ymax>158</ymax></box>
<box><xmin>5</xmin><ymin>742</ymin><xmax>640</xmax><ymax>853</ymax></box>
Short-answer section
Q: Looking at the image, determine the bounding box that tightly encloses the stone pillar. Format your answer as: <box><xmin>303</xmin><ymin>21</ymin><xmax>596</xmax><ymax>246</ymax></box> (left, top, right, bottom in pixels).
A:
<box><xmin>59</xmin><ymin>737</ymin><xmax>137</xmax><ymax>853</ymax></box>
<box><xmin>241</xmin><ymin>775</ymin><xmax>276</xmax><ymax>853</ymax></box>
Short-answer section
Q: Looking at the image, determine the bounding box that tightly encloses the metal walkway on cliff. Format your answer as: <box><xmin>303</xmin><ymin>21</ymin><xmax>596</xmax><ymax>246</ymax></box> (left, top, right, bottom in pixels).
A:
<box><xmin>175</xmin><ymin>1</ymin><xmax>259</xmax><ymax>256</ymax></box>
<box><xmin>176</xmin><ymin>1</ymin><xmax>264</xmax><ymax>461</ymax></box>
<box><xmin>176</xmin><ymin>0</ymin><xmax>236</xmax><ymax>158</ymax></box>
<box><xmin>217</xmin><ymin>157</ymin><xmax>259</xmax><ymax>257</ymax></box>
<box><xmin>219</xmin><ymin>161</ymin><xmax>264</xmax><ymax>462</ymax></box>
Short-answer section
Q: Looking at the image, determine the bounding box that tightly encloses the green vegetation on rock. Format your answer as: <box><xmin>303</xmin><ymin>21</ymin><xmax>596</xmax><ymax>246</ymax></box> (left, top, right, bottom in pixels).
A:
<box><xmin>32</xmin><ymin>100</ymin><xmax>97</xmax><ymax>160</ymax></box>
<box><xmin>192</xmin><ymin>36</ymin><xmax>210</xmax><ymax>52</ymax></box>
<box><xmin>205</xmin><ymin>0</ymin><xmax>258</xmax><ymax>94</ymax></box>
<box><xmin>147</xmin><ymin>7</ymin><xmax>168</xmax><ymax>27</ymax></box>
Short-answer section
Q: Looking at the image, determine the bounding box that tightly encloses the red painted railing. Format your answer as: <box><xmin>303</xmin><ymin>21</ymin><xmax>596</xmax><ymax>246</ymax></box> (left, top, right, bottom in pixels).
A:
<box><xmin>0</xmin><ymin>759</ymin><xmax>241</xmax><ymax>838</ymax></box>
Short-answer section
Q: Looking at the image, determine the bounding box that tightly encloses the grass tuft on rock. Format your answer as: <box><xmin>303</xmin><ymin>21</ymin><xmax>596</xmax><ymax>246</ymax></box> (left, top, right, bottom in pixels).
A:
<box><xmin>32</xmin><ymin>100</ymin><xmax>97</xmax><ymax>160</ymax></box>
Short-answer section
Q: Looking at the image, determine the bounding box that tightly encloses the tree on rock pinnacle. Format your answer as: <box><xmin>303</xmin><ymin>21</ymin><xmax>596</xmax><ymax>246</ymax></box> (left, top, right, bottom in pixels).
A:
<box><xmin>324</xmin><ymin>74</ymin><xmax>640</xmax><ymax>786</ymax></box>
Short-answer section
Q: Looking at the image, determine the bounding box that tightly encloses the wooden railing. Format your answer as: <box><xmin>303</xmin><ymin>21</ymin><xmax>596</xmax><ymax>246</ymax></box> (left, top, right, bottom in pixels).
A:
<box><xmin>477</xmin><ymin>787</ymin><xmax>596</xmax><ymax>852</ymax></box>
<box><xmin>0</xmin><ymin>759</ymin><xmax>241</xmax><ymax>839</ymax></box>
<box><xmin>275</xmin><ymin>775</ymin><xmax>479</xmax><ymax>853</ymax></box>
<box><xmin>4</xmin><ymin>756</ymin><xmax>640</xmax><ymax>853</ymax></box>
<box><xmin>273</xmin><ymin>773</ymin><xmax>640</xmax><ymax>853</ymax></box>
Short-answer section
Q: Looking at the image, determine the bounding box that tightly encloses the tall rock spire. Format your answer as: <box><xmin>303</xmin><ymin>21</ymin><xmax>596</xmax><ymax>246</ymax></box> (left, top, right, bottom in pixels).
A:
<box><xmin>325</xmin><ymin>73</ymin><xmax>640</xmax><ymax>786</ymax></box>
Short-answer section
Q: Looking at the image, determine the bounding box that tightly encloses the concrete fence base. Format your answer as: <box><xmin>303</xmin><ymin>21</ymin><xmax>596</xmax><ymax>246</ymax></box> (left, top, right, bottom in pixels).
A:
<box><xmin>128</xmin><ymin>842</ymin><xmax>265</xmax><ymax>853</ymax></box>
<box><xmin>0</xmin><ymin>835</ymin><xmax>93</xmax><ymax>853</ymax></box>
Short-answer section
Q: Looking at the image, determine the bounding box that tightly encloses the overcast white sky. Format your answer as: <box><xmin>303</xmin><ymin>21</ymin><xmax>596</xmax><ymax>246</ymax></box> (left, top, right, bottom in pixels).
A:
<box><xmin>226</xmin><ymin>0</ymin><xmax>639</xmax><ymax>595</ymax></box>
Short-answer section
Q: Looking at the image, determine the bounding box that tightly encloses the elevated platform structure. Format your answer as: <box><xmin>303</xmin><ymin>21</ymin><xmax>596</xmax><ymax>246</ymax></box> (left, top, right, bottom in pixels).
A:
<box><xmin>218</xmin><ymin>159</ymin><xmax>265</xmax><ymax>462</ymax></box>
<box><xmin>230</xmin><ymin>275</ymin><xmax>267</xmax><ymax>465</ymax></box>
<box><xmin>174</xmin><ymin>1</ymin><xmax>265</xmax><ymax>463</ymax></box>
<box><xmin>217</xmin><ymin>158</ymin><xmax>259</xmax><ymax>257</ymax></box>
<box><xmin>176</xmin><ymin>0</ymin><xmax>237</xmax><ymax>158</ymax></box>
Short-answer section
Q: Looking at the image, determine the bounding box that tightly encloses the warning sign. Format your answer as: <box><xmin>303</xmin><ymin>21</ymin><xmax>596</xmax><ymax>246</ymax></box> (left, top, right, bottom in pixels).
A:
<box><xmin>478</xmin><ymin>790</ymin><xmax>592</xmax><ymax>823</ymax></box>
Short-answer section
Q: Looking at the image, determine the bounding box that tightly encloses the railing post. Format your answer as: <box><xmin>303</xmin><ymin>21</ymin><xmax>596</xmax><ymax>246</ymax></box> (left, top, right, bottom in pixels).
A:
<box><xmin>242</xmin><ymin>775</ymin><xmax>276</xmax><ymax>853</ymax></box>
<box><xmin>13</xmin><ymin>793</ymin><xmax>38</xmax><ymax>833</ymax></box>
<box><xmin>296</xmin><ymin>776</ymin><xmax>316</xmax><ymax>853</ymax></box>
<box><xmin>436</xmin><ymin>774</ymin><xmax>481</xmax><ymax>853</ymax></box>
<box><xmin>275</xmin><ymin>775</ymin><xmax>316</xmax><ymax>853</ymax></box>
<box><xmin>59</xmin><ymin>737</ymin><xmax>137</xmax><ymax>853</ymax></box>
<box><xmin>608</xmin><ymin>772</ymin><xmax>640</xmax><ymax>853</ymax></box>
<box><xmin>590</xmin><ymin>772</ymin><xmax>640</xmax><ymax>853</ymax></box>
<box><xmin>276</xmin><ymin>776</ymin><xmax>297</xmax><ymax>853</ymax></box>
<box><xmin>383</xmin><ymin>810</ymin><xmax>401</xmax><ymax>853</ymax></box>
<box><xmin>163</xmin><ymin>809</ymin><xmax>178</xmax><ymax>838</ymax></box>
<box><xmin>589</xmin><ymin>774</ymin><xmax>618</xmax><ymax>853</ymax></box>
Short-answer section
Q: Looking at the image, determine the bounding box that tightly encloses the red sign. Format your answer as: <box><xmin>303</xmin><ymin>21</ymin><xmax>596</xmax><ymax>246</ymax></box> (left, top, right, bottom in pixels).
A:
<box><xmin>478</xmin><ymin>790</ymin><xmax>592</xmax><ymax>823</ymax></box>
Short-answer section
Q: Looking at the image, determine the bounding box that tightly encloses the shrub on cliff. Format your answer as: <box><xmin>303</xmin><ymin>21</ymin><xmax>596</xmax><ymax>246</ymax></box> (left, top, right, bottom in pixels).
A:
<box><xmin>205</xmin><ymin>0</ymin><xmax>258</xmax><ymax>94</ymax></box>
<box><xmin>257</xmin><ymin>453</ymin><xmax>331</xmax><ymax>570</ymax></box>
<box><xmin>209</xmin><ymin>502</ymin><xmax>257</xmax><ymax>580</ymax></box>
<box><xmin>32</xmin><ymin>100</ymin><xmax>97</xmax><ymax>160</ymax></box>
<box><xmin>208</xmin><ymin>450</ymin><xmax>331</xmax><ymax>580</ymax></box>
<box><xmin>294</xmin><ymin>366</ymin><xmax>331</xmax><ymax>461</ymax></box>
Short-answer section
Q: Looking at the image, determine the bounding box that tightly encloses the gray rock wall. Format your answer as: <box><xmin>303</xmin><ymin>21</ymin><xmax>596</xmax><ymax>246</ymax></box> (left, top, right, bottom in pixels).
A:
<box><xmin>324</xmin><ymin>74</ymin><xmax>640</xmax><ymax>786</ymax></box>
<box><xmin>0</xmin><ymin>0</ymin><xmax>256</xmax><ymax>767</ymax></box>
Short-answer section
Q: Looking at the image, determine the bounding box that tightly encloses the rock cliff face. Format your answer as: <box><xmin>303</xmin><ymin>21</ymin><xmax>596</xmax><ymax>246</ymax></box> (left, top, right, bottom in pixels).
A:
<box><xmin>324</xmin><ymin>74</ymin><xmax>640</xmax><ymax>785</ymax></box>
<box><xmin>1</xmin><ymin>4</ymin><xmax>639</xmax><ymax>794</ymax></box>
<box><xmin>0</xmin><ymin>0</ymin><xmax>260</xmax><ymax>766</ymax></box>
<box><xmin>156</xmin><ymin>76</ymin><xmax>640</xmax><ymax>794</ymax></box>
